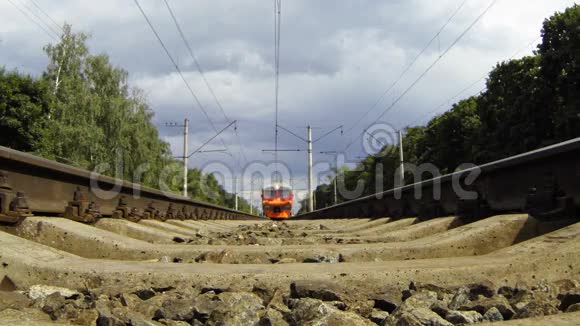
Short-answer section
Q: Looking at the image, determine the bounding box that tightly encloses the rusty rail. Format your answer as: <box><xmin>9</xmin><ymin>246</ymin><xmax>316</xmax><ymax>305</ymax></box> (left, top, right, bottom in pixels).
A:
<box><xmin>0</xmin><ymin>146</ymin><xmax>262</xmax><ymax>223</ymax></box>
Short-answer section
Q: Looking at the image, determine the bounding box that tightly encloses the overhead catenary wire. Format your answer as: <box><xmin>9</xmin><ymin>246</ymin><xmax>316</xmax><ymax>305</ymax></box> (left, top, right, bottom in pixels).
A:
<box><xmin>344</xmin><ymin>0</ymin><xmax>499</xmax><ymax>152</ymax></box>
<box><xmin>405</xmin><ymin>35</ymin><xmax>542</xmax><ymax>127</ymax></box>
<box><xmin>405</xmin><ymin>77</ymin><xmax>485</xmax><ymax>127</ymax></box>
<box><xmin>133</xmin><ymin>0</ymin><xmax>230</xmax><ymax>153</ymax></box>
<box><xmin>162</xmin><ymin>0</ymin><xmax>248</xmax><ymax>167</ymax></box>
<box><xmin>187</xmin><ymin>121</ymin><xmax>237</xmax><ymax>159</ymax></box>
<box><xmin>16</xmin><ymin>0</ymin><xmax>61</xmax><ymax>37</ymax></box>
<box><xmin>28</xmin><ymin>0</ymin><xmax>63</xmax><ymax>33</ymax></box>
<box><xmin>274</xmin><ymin>0</ymin><xmax>282</xmax><ymax>167</ymax></box>
<box><xmin>346</xmin><ymin>0</ymin><xmax>469</xmax><ymax>133</ymax></box>
<box><xmin>6</xmin><ymin>0</ymin><xmax>58</xmax><ymax>40</ymax></box>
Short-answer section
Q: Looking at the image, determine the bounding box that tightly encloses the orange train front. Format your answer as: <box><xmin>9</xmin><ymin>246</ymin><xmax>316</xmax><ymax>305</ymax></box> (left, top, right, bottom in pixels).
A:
<box><xmin>261</xmin><ymin>185</ymin><xmax>293</xmax><ymax>220</ymax></box>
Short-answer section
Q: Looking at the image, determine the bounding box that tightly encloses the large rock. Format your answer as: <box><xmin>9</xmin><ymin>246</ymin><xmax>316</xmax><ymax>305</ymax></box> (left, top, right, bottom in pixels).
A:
<box><xmin>465</xmin><ymin>281</ymin><xmax>496</xmax><ymax>299</ymax></box>
<box><xmin>348</xmin><ymin>299</ymin><xmax>375</xmax><ymax>319</ymax></box>
<box><xmin>72</xmin><ymin>308</ymin><xmax>100</xmax><ymax>325</ymax></box>
<box><xmin>206</xmin><ymin>292</ymin><xmax>264</xmax><ymax>325</ymax></box>
<box><xmin>369</xmin><ymin>309</ymin><xmax>389</xmax><ymax>324</ymax></box>
<box><xmin>508</xmin><ymin>288</ymin><xmax>534</xmax><ymax>307</ymax></box>
<box><xmin>302</xmin><ymin>253</ymin><xmax>341</xmax><ymax>264</ymax></box>
<box><xmin>532</xmin><ymin>279</ymin><xmax>558</xmax><ymax>298</ymax></box>
<box><xmin>430</xmin><ymin>301</ymin><xmax>450</xmax><ymax>319</ymax></box>
<box><xmin>194</xmin><ymin>249</ymin><xmax>233</xmax><ymax>263</ymax></box>
<box><xmin>445</xmin><ymin>310</ymin><xmax>483</xmax><ymax>324</ymax></box>
<box><xmin>96</xmin><ymin>301</ymin><xmax>127</xmax><ymax>326</ymax></box>
<box><xmin>513</xmin><ymin>301</ymin><xmax>560</xmax><ymax>319</ymax></box>
<box><xmin>252</xmin><ymin>284</ymin><xmax>277</xmax><ymax>306</ymax></box>
<box><xmin>558</xmin><ymin>291</ymin><xmax>580</xmax><ymax>311</ymax></box>
<box><xmin>483</xmin><ymin>307</ymin><xmax>504</xmax><ymax>322</ymax></box>
<box><xmin>0</xmin><ymin>291</ymin><xmax>32</xmax><ymax>311</ymax></box>
<box><xmin>41</xmin><ymin>292</ymin><xmax>65</xmax><ymax>320</ymax></box>
<box><xmin>121</xmin><ymin>293</ymin><xmax>167</xmax><ymax>320</ymax></box>
<box><xmin>409</xmin><ymin>282</ymin><xmax>454</xmax><ymax>300</ymax></box>
<box><xmin>459</xmin><ymin>295</ymin><xmax>515</xmax><ymax>320</ymax></box>
<box><xmin>565</xmin><ymin>303</ymin><xmax>580</xmax><ymax>313</ymax></box>
<box><xmin>287</xmin><ymin>298</ymin><xmax>374</xmax><ymax>326</ymax></box>
<box><xmin>97</xmin><ymin>296</ymin><xmax>137</xmax><ymax>324</ymax></box>
<box><xmin>28</xmin><ymin>284</ymin><xmax>79</xmax><ymax>300</ymax></box>
<box><xmin>372</xmin><ymin>293</ymin><xmax>401</xmax><ymax>314</ymax></box>
<box><xmin>258</xmin><ymin>308</ymin><xmax>289</xmax><ymax>326</ymax></box>
<box><xmin>155</xmin><ymin>298</ymin><xmax>195</xmax><ymax>322</ymax></box>
<box><xmin>448</xmin><ymin>288</ymin><xmax>470</xmax><ymax>310</ymax></box>
<box><xmin>383</xmin><ymin>307</ymin><xmax>452</xmax><ymax>326</ymax></box>
<box><xmin>403</xmin><ymin>291</ymin><xmax>438</xmax><ymax>310</ymax></box>
<box><xmin>290</xmin><ymin>280</ymin><xmax>345</xmax><ymax>302</ymax></box>
<box><xmin>133</xmin><ymin>289</ymin><xmax>156</xmax><ymax>301</ymax></box>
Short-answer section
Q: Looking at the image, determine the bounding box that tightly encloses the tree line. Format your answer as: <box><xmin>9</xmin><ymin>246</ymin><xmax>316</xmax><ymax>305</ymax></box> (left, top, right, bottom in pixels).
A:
<box><xmin>0</xmin><ymin>25</ymin><xmax>255</xmax><ymax>213</ymax></box>
<box><xmin>302</xmin><ymin>5</ymin><xmax>580</xmax><ymax>213</ymax></box>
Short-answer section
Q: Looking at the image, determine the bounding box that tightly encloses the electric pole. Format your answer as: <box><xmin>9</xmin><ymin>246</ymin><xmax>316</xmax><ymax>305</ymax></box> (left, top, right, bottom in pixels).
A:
<box><xmin>320</xmin><ymin>151</ymin><xmax>339</xmax><ymax>206</ymax></box>
<box><xmin>364</xmin><ymin>128</ymin><xmax>405</xmax><ymax>187</ymax></box>
<box><xmin>307</xmin><ymin>125</ymin><xmax>314</xmax><ymax>212</ymax></box>
<box><xmin>263</xmin><ymin>124</ymin><xmax>342</xmax><ymax>213</ymax></box>
<box><xmin>234</xmin><ymin>175</ymin><xmax>239</xmax><ymax>211</ymax></box>
<box><xmin>170</xmin><ymin>120</ymin><xmax>237</xmax><ymax>198</ymax></box>
<box><xmin>333</xmin><ymin>178</ymin><xmax>337</xmax><ymax>205</ymax></box>
<box><xmin>183</xmin><ymin>118</ymin><xmax>189</xmax><ymax>197</ymax></box>
<box><xmin>398</xmin><ymin>129</ymin><xmax>405</xmax><ymax>186</ymax></box>
<box><xmin>167</xmin><ymin>119</ymin><xmax>190</xmax><ymax>197</ymax></box>
<box><xmin>250</xmin><ymin>182</ymin><xmax>253</xmax><ymax>215</ymax></box>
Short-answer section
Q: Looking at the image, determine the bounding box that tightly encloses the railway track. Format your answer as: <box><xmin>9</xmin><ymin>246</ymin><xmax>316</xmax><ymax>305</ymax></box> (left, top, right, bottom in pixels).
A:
<box><xmin>0</xmin><ymin>140</ymin><xmax>579</xmax><ymax>325</ymax></box>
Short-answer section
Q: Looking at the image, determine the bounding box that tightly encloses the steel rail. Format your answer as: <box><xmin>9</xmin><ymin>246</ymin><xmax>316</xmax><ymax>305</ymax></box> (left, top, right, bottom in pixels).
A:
<box><xmin>296</xmin><ymin>137</ymin><xmax>580</xmax><ymax>220</ymax></box>
<box><xmin>0</xmin><ymin>146</ymin><xmax>261</xmax><ymax>222</ymax></box>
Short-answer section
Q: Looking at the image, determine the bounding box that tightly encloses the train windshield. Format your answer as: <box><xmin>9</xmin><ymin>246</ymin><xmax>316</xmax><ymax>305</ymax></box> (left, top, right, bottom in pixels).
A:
<box><xmin>279</xmin><ymin>188</ymin><xmax>292</xmax><ymax>198</ymax></box>
<box><xmin>263</xmin><ymin>187</ymin><xmax>292</xmax><ymax>199</ymax></box>
<box><xmin>263</xmin><ymin>187</ymin><xmax>276</xmax><ymax>199</ymax></box>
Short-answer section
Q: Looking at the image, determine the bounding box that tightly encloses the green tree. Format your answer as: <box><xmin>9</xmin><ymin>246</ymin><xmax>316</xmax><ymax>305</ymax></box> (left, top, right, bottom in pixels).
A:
<box><xmin>39</xmin><ymin>25</ymin><xmax>173</xmax><ymax>189</ymax></box>
<box><xmin>0</xmin><ymin>68</ymin><xmax>51</xmax><ymax>151</ymax></box>
<box><xmin>538</xmin><ymin>4</ymin><xmax>580</xmax><ymax>140</ymax></box>
<box><xmin>475</xmin><ymin>56</ymin><xmax>551</xmax><ymax>162</ymax></box>
<box><xmin>420</xmin><ymin>97</ymin><xmax>480</xmax><ymax>171</ymax></box>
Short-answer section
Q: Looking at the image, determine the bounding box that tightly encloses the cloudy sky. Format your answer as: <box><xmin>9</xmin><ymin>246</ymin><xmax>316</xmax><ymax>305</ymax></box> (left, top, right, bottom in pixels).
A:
<box><xmin>1</xmin><ymin>0</ymin><xmax>576</xmax><ymax>208</ymax></box>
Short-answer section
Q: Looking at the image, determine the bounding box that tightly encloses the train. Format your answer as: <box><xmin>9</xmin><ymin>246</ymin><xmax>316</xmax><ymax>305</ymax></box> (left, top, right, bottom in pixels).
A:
<box><xmin>262</xmin><ymin>184</ymin><xmax>293</xmax><ymax>220</ymax></box>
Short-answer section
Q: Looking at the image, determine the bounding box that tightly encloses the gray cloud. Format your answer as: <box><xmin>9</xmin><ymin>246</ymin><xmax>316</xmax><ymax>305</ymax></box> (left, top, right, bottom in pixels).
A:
<box><xmin>0</xmin><ymin>0</ymin><xmax>576</xmax><ymax>199</ymax></box>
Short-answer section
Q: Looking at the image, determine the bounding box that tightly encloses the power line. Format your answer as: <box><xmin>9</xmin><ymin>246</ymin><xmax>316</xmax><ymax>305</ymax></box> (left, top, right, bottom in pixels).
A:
<box><xmin>6</xmin><ymin>0</ymin><xmax>57</xmax><ymax>40</ymax></box>
<box><xmin>406</xmin><ymin>77</ymin><xmax>484</xmax><ymax>127</ymax></box>
<box><xmin>313</xmin><ymin>125</ymin><xmax>343</xmax><ymax>143</ymax></box>
<box><xmin>162</xmin><ymin>0</ymin><xmax>248</xmax><ymax>166</ymax></box>
<box><xmin>162</xmin><ymin>0</ymin><xmax>229</xmax><ymax>123</ymax></box>
<box><xmin>405</xmin><ymin>35</ymin><xmax>541</xmax><ymax>127</ymax></box>
<box><xmin>16</xmin><ymin>0</ymin><xmax>61</xmax><ymax>37</ymax></box>
<box><xmin>346</xmin><ymin>0</ymin><xmax>468</xmax><ymax>133</ymax></box>
<box><xmin>187</xmin><ymin>120</ymin><xmax>237</xmax><ymax>159</ymax></box>
<box><xmin>274</xmin><ymin>0</ymin><xmax>282</xmax><ymax>166</ymax></box>
<box><xmin>28</xmin><ymin>0</ymin><xmax>62</xmax><ymax>33</ymax></box>
<box><xmin>133</xmin><ymin>0</ymin><xmax>230</xmax><ymax>153</ymax></box>
<box><xmin>345</xmin><ymin>0</ymin><xmax>499</xmax><ymax>152</ymax></box>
